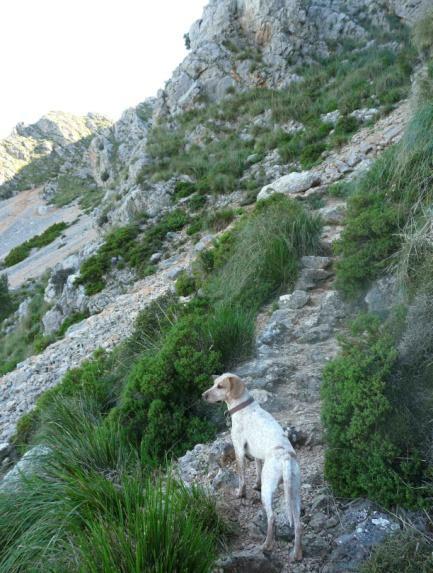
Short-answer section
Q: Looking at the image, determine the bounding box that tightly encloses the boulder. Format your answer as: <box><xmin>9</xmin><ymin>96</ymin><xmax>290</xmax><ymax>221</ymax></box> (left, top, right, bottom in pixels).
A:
<box><xmin>257</xmin><ymin>171</ymin><xmax>321</xmax><ymax>201</ymax></box>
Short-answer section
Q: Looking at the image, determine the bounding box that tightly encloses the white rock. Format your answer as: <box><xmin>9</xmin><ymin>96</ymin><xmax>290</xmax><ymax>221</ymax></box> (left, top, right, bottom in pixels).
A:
<box><xmin>257</xmin><ymin>171</ymin><xmax>321</xmax><ymax>201</ymax></box>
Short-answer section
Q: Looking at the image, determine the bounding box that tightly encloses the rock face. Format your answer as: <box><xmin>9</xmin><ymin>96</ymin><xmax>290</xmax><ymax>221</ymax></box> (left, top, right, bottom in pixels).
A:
<box><xmin>157</xmin><ymin>0</ymin><xmax>418</xmax><ymax>116</ymax></box>
<box><xmin>0</xmin><ymin>111</ymin><xmax>111</xmax><ymax>197</ymax></box>
<box><xmin>89</xmin><ymin>102</ymin><xmax>157</xmax><ymax>226</ymax></box>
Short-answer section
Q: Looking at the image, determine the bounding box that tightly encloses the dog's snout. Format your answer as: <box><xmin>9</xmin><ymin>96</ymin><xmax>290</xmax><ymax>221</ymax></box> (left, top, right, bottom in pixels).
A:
<box><xmin>202</xmin><ymin>390</ymin><xmax>209</xmax><ymax>401</ymax></box>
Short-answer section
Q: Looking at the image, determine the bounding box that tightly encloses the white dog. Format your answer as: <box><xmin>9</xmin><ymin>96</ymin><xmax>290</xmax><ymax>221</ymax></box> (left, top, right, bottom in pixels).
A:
<box><xmin>203</xmin><ymin>372</ymin><xmax>302</xmax><ymax>561</ymax></box>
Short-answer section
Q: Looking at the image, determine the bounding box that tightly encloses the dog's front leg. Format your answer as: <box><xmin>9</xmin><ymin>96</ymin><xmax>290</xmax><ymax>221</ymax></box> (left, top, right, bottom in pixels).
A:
<box><xmin>235</xmin><ymin>449</ymin><xmax>246</xmax><ymax>498</ymax></box>
<box><xmin>254</xmin><ymin>458</ymin><xmax>262</xmax><ymax>490</ymax></box>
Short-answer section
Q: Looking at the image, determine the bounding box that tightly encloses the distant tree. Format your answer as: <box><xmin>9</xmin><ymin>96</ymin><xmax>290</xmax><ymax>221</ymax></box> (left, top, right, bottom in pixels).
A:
<box><xmin>184</xmin><ymin>33</ymin><xmax>191</xmax><ymax>50</ymax></box>
<box><xmin>0</xmin><ymin>274</ymin><xmax>13</xmax><ymax>322</ymax></box>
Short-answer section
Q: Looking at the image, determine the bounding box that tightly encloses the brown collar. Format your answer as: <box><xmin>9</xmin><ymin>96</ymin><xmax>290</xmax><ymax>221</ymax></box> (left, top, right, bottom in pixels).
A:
<box><xmin>227</xmin><ymin>396</ymin><xmax>254</xmax><ymax>417</ymax></box>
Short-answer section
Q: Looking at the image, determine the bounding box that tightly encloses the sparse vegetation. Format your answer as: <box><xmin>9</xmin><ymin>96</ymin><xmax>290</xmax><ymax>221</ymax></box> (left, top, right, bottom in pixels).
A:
<box><xmin>76</xmin><ymin>209</ymin><xmax>188</xmax><ymax>295</ymax></box>
<box><xmin>3</xmin><ymin>222</ymin><xmax>69</xmax><ymax>268</ymax></box>
<box><xmin>361</xmin><ymin>530</ymin><xmax>433</xmax><ymax>573</ymax></box>
<box><xmin>51</xmin><ymin>174</ymin><xmax>104</xmax><ymax>211</ymax></box>
<box><xmin>138</xmin><ymin>40</ymin><xmax>413</xmax><ymax>194</ymax></box>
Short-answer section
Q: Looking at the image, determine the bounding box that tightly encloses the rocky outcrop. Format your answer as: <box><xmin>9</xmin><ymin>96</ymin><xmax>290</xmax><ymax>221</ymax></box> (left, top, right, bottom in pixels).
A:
<box><xmin>158</xmin><ymin>0</ymin><xmax>413</xmax><ymax>116</ymax></box>
<box><xmin>386</xmin><ymin>0</ymin><xmax>431</xmax><ymax>23</ymax></box>
<box><xmin>0</xmin><ymin>111</ymin><xmax>111</xmax><ymax>197</ymax></box>
<box><xmin>89</xmin><ymin>102</ymin><xmax>157</xmax><ymax>226</ymax></box>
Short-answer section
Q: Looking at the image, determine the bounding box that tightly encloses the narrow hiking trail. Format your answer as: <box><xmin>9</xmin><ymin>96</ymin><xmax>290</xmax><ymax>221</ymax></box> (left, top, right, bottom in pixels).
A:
<box><xmin>177</xmin><ymin>102</ymin><xmax>412</xmax><ymax>572</ymax></box>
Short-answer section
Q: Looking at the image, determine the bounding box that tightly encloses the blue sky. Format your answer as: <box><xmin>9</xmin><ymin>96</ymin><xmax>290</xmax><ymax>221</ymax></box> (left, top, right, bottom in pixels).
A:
<box><xmin>0</xmin><ymin>0</ymin><xmax>207</xmax><ymax>137</ymax></box>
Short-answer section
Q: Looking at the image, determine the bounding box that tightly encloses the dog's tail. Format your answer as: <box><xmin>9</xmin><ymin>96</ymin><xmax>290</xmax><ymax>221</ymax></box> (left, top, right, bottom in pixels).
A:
<box><xmin>282</xmin><ymin>452</ymin><xmax>301</xmax><ymax>529</ymax></box>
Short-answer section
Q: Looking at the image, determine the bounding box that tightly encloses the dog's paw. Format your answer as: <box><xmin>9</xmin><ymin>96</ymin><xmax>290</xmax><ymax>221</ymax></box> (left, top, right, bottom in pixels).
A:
<box><xmin>236</xmin><ymin>486</ymin><xmax>246</xmax><ymax>498</ymax></box>
<box><xmin>261</xmin><ymin>541</ymin><xmax>274</xmax><ymax>553</ymax></box>
<box><xmin>289</xmin><ymin>548</ymin><xmax>303</xmax><ymax>562</ymax></box>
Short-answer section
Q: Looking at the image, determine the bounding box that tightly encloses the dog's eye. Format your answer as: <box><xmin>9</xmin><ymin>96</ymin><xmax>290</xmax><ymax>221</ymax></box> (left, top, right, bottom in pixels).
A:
<box><xmin>217</xmin><ymin>384</ymin><xmax>222</xmax><ymax>389</ymax></box>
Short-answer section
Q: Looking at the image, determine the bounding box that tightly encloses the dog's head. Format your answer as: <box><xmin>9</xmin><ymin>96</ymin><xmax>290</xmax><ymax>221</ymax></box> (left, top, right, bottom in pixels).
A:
<box><xmin>202</xmin><ymin>373</ymin><xmax>245</xmax><ymax>403</ymax></box>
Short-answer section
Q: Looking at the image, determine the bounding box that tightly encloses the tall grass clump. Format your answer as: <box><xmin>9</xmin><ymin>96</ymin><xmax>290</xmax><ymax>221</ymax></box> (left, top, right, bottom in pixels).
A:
<box><xmin>0</xmin><ymin>399</ymin><xmax>227</xmax><ymax>573</ymax></box>
<box><xmin>335</xmin><ymin>100</ymin><xmax>433</xmax><ymax>298</ymax></box>
<box><xmin>206</xmin><ymin>196</ymin><xmax>321</xmax><ymax>310</ymax></box>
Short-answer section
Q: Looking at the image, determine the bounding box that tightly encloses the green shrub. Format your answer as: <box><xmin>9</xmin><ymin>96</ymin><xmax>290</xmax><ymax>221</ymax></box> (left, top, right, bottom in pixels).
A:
<box><xmin>0</xmin><ymin>278</ymin><xmax>49</xmax><ymax>375</ymax></box>
<box><xmin>175</xmin><ymin>271</ymin><xmax>197</xmax><ymax>296</ymax></box>
<box><xmin>361</xmin><ymin>531</ymin><xmax>433</xmax><ymax>573</ymax></box>
<box><xmin>4</xmin><ymin>222</ymin><xmax>68</xmax><ymax>267</ymax></box>
<box><xmin>76</xmin><ymin>224</ymin><xmax>140</xmax><ymax>294</ymax></box>
<box><xmin>116</xmin><ymin>308</ymin><xmax>221</xmax><ymax>461</ymax></box>
<box><xmin>321</xmin><ymin>314</ymin><xmax>427</xmax><ymax>508</ymax></box>
<box><xmin>0</xmin><ymin>274</ymin><xmax>14</xmax><ymax>323</ymax></box>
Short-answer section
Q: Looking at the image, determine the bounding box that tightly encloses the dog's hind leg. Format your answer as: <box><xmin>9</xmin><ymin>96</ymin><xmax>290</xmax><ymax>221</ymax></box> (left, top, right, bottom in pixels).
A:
<box><xmin>288</xmin><ymin>458</ymin><xmax>302</xmax><ymax>562</ymax></box>
<box><xmin>254</xmin><ymin>458</ymin><xmax>262</xmax><ymax>490</ymax></box>
<box><xmin>261</xmin><ymin>459</ymin><xmax>280</xmax><ymax>552</ymax></box>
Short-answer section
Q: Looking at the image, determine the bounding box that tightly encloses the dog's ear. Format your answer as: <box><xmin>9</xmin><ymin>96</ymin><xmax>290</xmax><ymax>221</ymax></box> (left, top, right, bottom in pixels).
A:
<box><xmin>228</xmin><ymin>374</ymin><xmax>245</xmax><ymax>399</ymax></box>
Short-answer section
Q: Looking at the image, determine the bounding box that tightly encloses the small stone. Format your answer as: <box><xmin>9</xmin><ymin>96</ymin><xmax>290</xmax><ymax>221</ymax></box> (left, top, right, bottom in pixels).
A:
<box><xmin>150</xmin><ymin>252</ymin><xmax>162</xmax><ymax>263</ymax></box>
<box><xmin>279</xmin><ymin>290</ymin><xmax>309</xmax><ymax>309</ymax></box>
<box><xmin>217</xmin><ymin>548</ymin><xmax>279</xmax><ymax>572</ymax></box>
<box><xmin>309</xmin><ymin>511</ymin><xmax>328</xmax><ymax>532</ymax></box>
<box><xmin>194</xmin><ymin>234</ymin><xmax>213</xmax><ymax>253</ymax></box>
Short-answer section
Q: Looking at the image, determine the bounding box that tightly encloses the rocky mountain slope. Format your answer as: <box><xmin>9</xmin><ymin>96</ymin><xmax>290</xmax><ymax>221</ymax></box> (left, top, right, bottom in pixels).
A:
<box><xmin>1</xmin><ymin>1</ymin><xmax>433</xmax><ymax>572</ymax></box>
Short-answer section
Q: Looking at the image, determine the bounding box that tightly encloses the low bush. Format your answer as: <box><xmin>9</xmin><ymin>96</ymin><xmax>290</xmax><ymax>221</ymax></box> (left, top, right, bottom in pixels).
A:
<box><xmin>361</xmin><ymin>530</ymin><xmax>433</xmax><ymax>573</ymax></box>
<box><xmin>175</xmin><ymin>271</ymin><xmax>197</xmax><ymax>296</ymax></box>
<box><xmin>116</xmin><ymin>306</ymin><xmax>221</xmax><ymax>461</ymax></box>
<box><xmin>77</xmin><ymin>210</ymin><xmax>188</xmax><ymax>295</ymax></box>
<box><xmin>321</xmin><ymin>314</ymin><xmax>428</xmax><ymax>508</ymax></box>
<box><xmin>0</xmin><ymin>278</ymin><xmax>49</xmax><ymax>376</ymax></box>
<box><xmin>0</xmin><ymin>275</ymin><xmax>14</xmax><ymax>323</ymax></box>
<box><xmin>4</xmin><ymin>222</ymin><xmax>69</xmax><ymax>267</ymax></box>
